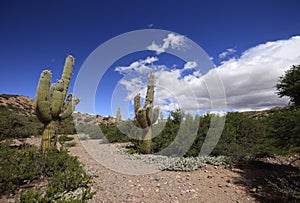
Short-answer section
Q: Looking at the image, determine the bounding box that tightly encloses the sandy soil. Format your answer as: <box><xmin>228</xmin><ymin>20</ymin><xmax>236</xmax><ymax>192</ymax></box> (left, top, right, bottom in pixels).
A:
<box><xmin>67</xmin><ymin>136</ymin><xmax>257</xmax><ymax>203</ymax></box>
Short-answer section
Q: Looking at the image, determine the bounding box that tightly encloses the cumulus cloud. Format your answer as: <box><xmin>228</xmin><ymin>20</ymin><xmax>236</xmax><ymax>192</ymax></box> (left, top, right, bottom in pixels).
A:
<box><xmin>147</xmin><ymin>33</ymin><xmax>187</xmax><ymax>54</ymax></box>
<box><xmin>183</xmin><ymin>61</ymin><xmax>198</xmax><ymax>70</ymax></box>
<box><xmin>118</xmin><ymin>36</ymin><xmax>300</xmax><ymax>113</ymax></box>
<box><xmin>115</xmin><ymin>56</ymin><xmax>158</xmax><ymax>74</ymax></box>
<box><xmin>219</xmin><ymin>48</ymin><xmax>236</xmax><ymax>59</ymax></box>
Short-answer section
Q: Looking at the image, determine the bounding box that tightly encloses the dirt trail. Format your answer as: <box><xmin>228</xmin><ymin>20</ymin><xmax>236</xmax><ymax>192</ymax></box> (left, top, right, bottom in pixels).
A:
<box><xmin>68</xmin><ymin>136</ymin><xmax>256</xmax><ymax>203</ymax></box>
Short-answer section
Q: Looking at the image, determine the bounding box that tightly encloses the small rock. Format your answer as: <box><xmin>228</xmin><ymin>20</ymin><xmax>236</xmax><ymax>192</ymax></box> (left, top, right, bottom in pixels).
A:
<box><xmin>226</xmin><ymin>183</ymin><xmax>232</xmax><ymax>188</ymax></box>
<box><xmin>250</xmin><ymin>188</ymin><xmax>257</xmax><ymax>193</ymax></box>
<box><xmin>207</xmin><ymin>175</ymin><xmax>213</xmax><ymax>179</ymax></box>
<box><xmin>190</xmin><ymin>189</ymin><xmax>196</xmax><ymax>193</ymax></box>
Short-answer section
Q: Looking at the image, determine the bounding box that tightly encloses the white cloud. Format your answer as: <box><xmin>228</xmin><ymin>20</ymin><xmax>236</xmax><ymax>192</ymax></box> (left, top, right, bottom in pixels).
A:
<box><xmin>219</xmin><ymin>48</ymin><xmax>236</xmax><ymax>59</ymax></box>
<box><xmin>183</xmin><ymin>61</ymin><xmax>198</xmax><ymax>70</ymax></box>
<box><xmin>115</xmin><ymin>56</ymin><xmax>158</xmax><ymax>74</ymax></box>
<box><xmin>147</xmin><ymin>33</ymin><xmax>187</xmax><ymax>54</ymax></box>
<box><xmin>118</xmin><ymin>36</ymin><xmax>300</xmax><ymax>113</ymax></box>
<box><xmin>215</xmin><ymin>36</ymin><xmax>300</xmax><ymax>110</ymax></box>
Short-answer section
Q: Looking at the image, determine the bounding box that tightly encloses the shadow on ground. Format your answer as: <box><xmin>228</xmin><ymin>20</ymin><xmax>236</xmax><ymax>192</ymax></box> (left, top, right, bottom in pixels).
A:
<box><xmin>232</xmin><ymin>160</ymin><xmax>300</xmax><ymax>202</ymax></box>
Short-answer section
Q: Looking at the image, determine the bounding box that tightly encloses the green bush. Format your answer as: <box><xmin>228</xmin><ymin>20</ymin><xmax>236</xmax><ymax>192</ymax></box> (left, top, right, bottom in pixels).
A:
<box><xmin>58</xmin><ymin>135</ymin><xmax>75</xmax><ymax>150</ymax></box>
<box><xmin>59</xmin><ymin>117</ymin><xmax>76</xmax><ymax>135</ymax></box>
<box><xmin>211</xmin><ymin>112</ymin><xmax>271</xmax><ymax>160</ymax></box>
<box><xmin>0</xmin><ymin>142</ymin><xmax>94</xmax><ymax>202</ymax></box>
<box><xmin>265</xmin><ymin>107</ymin><xmax>300</xmax><ymax>154</ymax></box>
<box><xmin>0</xmin><ymin>106</ymin><xmax>43</xmax><ymax>140</ymax></box>
<box><xmin>100</xmin><ymin>122</ymin><xmax>130</xmax><ymax>143</ymax></box>
<box><xmin>0</xmin><ymin>143</ymin><xmax>42</xmax><ymax>195</ymax></box>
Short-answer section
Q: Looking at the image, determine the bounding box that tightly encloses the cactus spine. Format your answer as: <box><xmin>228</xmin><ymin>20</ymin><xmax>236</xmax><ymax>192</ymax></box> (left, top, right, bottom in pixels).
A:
<box><xmin>134</xmin><ymin>74</ymin><xmax>159</xmax><ymax>154</ymax></box>
<box><xmin>35</xmin><ymin>55</ymin><xmax>80</xmax><ymax>153</ymax></box>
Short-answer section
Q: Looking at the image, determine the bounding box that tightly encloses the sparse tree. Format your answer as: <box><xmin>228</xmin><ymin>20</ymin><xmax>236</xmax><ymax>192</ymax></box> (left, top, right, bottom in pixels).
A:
<box><xmin>276</xmin><ymin>64</ymin><xmax>300</xmax><ymax>106</ymax></box>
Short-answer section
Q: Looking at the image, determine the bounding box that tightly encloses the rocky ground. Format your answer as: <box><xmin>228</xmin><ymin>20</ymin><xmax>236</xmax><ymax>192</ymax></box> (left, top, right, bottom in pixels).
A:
<box><xmin>22</xmin><ymin>135</ymin><xmax>299</xmax><ymax>202</ymax></box>
<box><xmin>68</xmin><ymin>136</ymin><xmax>257</xmax><ymax>203</ymax></box>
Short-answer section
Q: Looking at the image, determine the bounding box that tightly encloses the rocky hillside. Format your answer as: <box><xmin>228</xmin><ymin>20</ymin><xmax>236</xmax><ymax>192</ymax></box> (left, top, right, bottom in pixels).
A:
<box><xmin>0</xmin><ymin>94</ymin><xmax>116</xmax><ymax>140</ymax></box>
<box><xmin>0</xmin><ymin>94</ymin><xmax>35</xmax><ymax>116</ymax></box>
<box><xmin>241</xmin><ymin>106</ymin><xmax>291</xmax><ymax>119</ymax></box>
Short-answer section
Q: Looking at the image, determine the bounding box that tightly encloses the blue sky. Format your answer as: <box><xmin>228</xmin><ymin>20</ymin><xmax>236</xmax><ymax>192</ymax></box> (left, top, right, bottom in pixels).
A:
<box><xmin>1</xmin><ymin>0</ymin><xmax>300</xmax><ymax>117</ymax></box>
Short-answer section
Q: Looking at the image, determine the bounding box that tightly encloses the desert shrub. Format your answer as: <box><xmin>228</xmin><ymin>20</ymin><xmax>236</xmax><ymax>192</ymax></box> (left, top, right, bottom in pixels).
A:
<box><xmin>265</xmin><ymin>107</ymin><xmax>300</xmax><ymax>154</ymax></box>
<box><xmin>151</xmin><ymin>117</ymin><xmax>179</xmax><ymax>154</ymax></box>
<box><xmin>0</xmin><ymin>106</ymin><xmax>42</xmax><ymax>140</ymax></box>
<box><xmin>267</xmin><ymin>170</ymin><xmax>300</xmax><ymax>202</ymax></box>
<box><xmin>0</xmin><ymin>142</ymin><xmax>94</xmax><ymax>202</ymax></box>
<box><xmin>125</xmin><ymin>108</ymin><xmax>298</xmax><ymax>163</ymax></box>
<box><xmin>42</xmin><ymin>149</ymin><xmax>92</xmax><ymax>194</ymax></box>
<box><xmin>100</xmin><ymin>122</ymin><xmax>130</xmax><ymax>143</ymax></box>
<box><xmin>0</xmin><ymin>143</ymin><xmax>42</xmax><ymax>195</ymax></box>
<box><xmin>58</xmin><ymin>135</ymin><xmax>75</xmax><ymax>150</ymax></box>
<box><xmin>59</xmin><ymin>117</ymin><xmax>76</xmax><ymax>135</ymax></box>
<box><xmin>158</xmin><ymin>156</ymin><xmax>230</xmax><ymax>171</ymax></box>
<box><xmin>83</xmin><ymin>117</ymin><xmax>94</xmax><ymax>123</ymax></box>
<box><xmin>211</xmin><ymin>112</ymin><xmax>271</xmax><ymax>160</ymax></box>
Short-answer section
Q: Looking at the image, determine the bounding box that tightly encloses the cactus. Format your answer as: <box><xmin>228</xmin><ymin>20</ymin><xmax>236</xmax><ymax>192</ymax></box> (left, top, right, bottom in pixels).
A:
<box><xmin>35</xmin><ymin>55</ymin><xmax>80</xmax><ymax>153</ymax></box>
<box><xmin>116</xmin><ymin>106</ymin><xmax>122</xmax><ymax>124</ymax></box>
<box><xmin>134</xmin><ymin>74</ymin><xmax>159</xmax><ymax>154</ymax></box>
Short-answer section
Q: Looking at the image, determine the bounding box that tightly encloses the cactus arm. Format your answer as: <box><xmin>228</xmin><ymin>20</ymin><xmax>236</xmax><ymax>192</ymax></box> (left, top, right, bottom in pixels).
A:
<box><xmin>136</xmin><ymin>108</ymin><xmax>148</xmax><ymax>128</ymax></box>
<box><xmin>134</xmin><ymin>93</ymin><xmax>141</xmax><ymax>114</ymax></box>
<box><xmin>145</xmin><ymin>104</ymin><xmax>152</xmax><ymax>126</ymax></box>
<box><xmin>61</xmin><ymin>55</ymin><xmax>75</xmax><ymax>100</ymax></box>
<box><xmin>36</xmin><ymin>70</ymin><xmax>52</xmax><ymax>123</ymax></box>
<box><xmin>50</xmin><ymin>80</ymin><xmax>64</xmax><ymax>117</ymax></box>
<box><xmin>151</xmin><ymin>107</ymin><xmax>160</xmax><ymax>124</ymax></box>
<box><xmin>60</xmin><ymin>94</ymin><xmax>80</xmax><ymax>120</ymax></box>
<box><xmin>145</xmin><ymin>74</ymin><xmax>154</xmax><ymax>107</ymax></box>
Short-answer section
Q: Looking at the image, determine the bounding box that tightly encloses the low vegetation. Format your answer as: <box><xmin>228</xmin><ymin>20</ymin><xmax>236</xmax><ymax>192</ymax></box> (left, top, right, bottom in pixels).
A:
<box><xmin>0</xmin><ymin>95</ymin><xmax>76</xmax><ymax>141</ymax></box>
<box><xmin>0</xmin><ymin>142</ymin><xmax>94</xmax><ymax>202</ymax></box>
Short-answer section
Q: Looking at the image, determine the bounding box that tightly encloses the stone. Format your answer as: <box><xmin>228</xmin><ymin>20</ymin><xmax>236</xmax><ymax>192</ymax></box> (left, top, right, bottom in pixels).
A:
<box><xmin>250</xmin><ymin>188</ymin><xmax>257</xmax><ymax>193</ymax></box>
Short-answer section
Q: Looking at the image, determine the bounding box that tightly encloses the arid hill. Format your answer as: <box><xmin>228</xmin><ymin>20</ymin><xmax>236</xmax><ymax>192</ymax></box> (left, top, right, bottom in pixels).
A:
<box><xmin>0</xmin><ymin>94</ymin><xmax>116</xmax><ymax>140</ymax></box>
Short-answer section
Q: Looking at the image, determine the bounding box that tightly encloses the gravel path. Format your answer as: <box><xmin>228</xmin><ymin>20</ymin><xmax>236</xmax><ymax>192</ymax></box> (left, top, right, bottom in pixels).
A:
<box><xmin>79</xmin><ymin>139</ymin><xmax>160</xmax><ymax>175</ymax></box>
<box><xmin>69</xmin><ymin>135</ymin><xmax>257</xmax><ymax>203</ymax></box>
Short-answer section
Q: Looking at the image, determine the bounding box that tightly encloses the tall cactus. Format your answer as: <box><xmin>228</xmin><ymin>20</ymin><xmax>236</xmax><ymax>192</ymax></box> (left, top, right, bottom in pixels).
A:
<box><xmin>35</xmin><ymin>55</ymin><xmax>80</xmax><ymax>153</ymax></box>
<box><xmin>134</xmin><ymin>74</ymin><xmax>159</xmax><ymax>154</ymax></box>
<box><xmin>116</xmin><ymin>106</ymin><xmax>122</xmax><ymax>124</ymax></box>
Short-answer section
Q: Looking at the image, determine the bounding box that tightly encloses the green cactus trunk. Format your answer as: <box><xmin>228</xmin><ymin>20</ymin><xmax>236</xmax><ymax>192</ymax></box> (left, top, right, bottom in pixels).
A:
<box><xmin>143</xmin><ymin>126</ymin><xmax>152</xmax><ymax>154</ymax></box>
<box><xmin>35</xmin><ymin>55</ymin><xmax>79</xmax><ymax>153</ymax></box>
<box><xmin>41</xmin><ymin>120</ymin><xmax>58</xmax><ymax>152</ymax></box>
